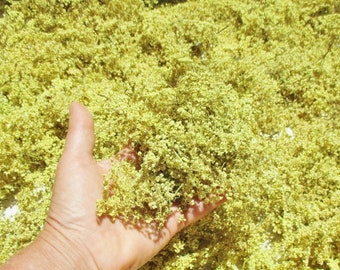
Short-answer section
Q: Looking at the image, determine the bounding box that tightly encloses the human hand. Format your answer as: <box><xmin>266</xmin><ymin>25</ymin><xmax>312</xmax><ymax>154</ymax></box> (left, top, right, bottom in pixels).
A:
<box><xmin>1</xmin><ymin>102</ymin><xmax>225</xmax><ymax>270</ymax></box>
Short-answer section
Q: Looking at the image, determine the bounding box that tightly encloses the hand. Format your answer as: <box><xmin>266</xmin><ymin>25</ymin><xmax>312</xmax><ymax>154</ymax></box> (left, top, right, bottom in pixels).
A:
<box><xmin>1</xmin><ymin>102</ymin><xmax>225</xmax><ymax>270</ymax></box>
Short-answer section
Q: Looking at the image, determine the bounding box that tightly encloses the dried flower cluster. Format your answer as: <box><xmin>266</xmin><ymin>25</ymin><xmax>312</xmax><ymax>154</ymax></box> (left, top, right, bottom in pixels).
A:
<box><xmin>1</xmin><ymin>0</ymin><xmax>339</xmax><ymax>268</ymax></box>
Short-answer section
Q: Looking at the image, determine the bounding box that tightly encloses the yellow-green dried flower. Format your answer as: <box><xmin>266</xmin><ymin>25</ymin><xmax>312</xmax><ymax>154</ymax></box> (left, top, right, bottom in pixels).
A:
<box><xmin>1</xmin><ymin>0</ymin><xmax>339</xmax><ymax>268</ymax></box>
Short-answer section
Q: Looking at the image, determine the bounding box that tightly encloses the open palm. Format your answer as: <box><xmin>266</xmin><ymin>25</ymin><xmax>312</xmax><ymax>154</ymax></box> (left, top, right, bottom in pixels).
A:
<box><xmin>45</xmin><ymin>102</ymin><xmax>225</xmax><ymax>270</ymax></box>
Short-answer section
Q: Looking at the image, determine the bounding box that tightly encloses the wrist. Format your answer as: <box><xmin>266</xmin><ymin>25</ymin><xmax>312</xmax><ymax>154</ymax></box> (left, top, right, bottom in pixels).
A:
<box><xmin>38</xmin><ymin>225</ymin><xmax>98</xmax><ymax>270</ymax></box>
<box><xmin>1</xmin><ymin>227</ymin><xmax>98</xmax><ymax>270</ymax></box>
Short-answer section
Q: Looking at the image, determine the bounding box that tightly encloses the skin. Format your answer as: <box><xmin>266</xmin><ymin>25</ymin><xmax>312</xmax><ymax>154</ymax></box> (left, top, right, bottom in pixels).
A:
<box><xmin>1</xmin><ymin>102</ymin><xmax>225</xmax><ymax>270</ymax></box>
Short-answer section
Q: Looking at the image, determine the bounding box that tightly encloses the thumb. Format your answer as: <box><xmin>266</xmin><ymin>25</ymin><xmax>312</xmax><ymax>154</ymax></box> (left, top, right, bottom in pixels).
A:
<box><xmin>63</xmin><ymin>102</ymin><xmax>95</xmax><ymax>158</ymax></box>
